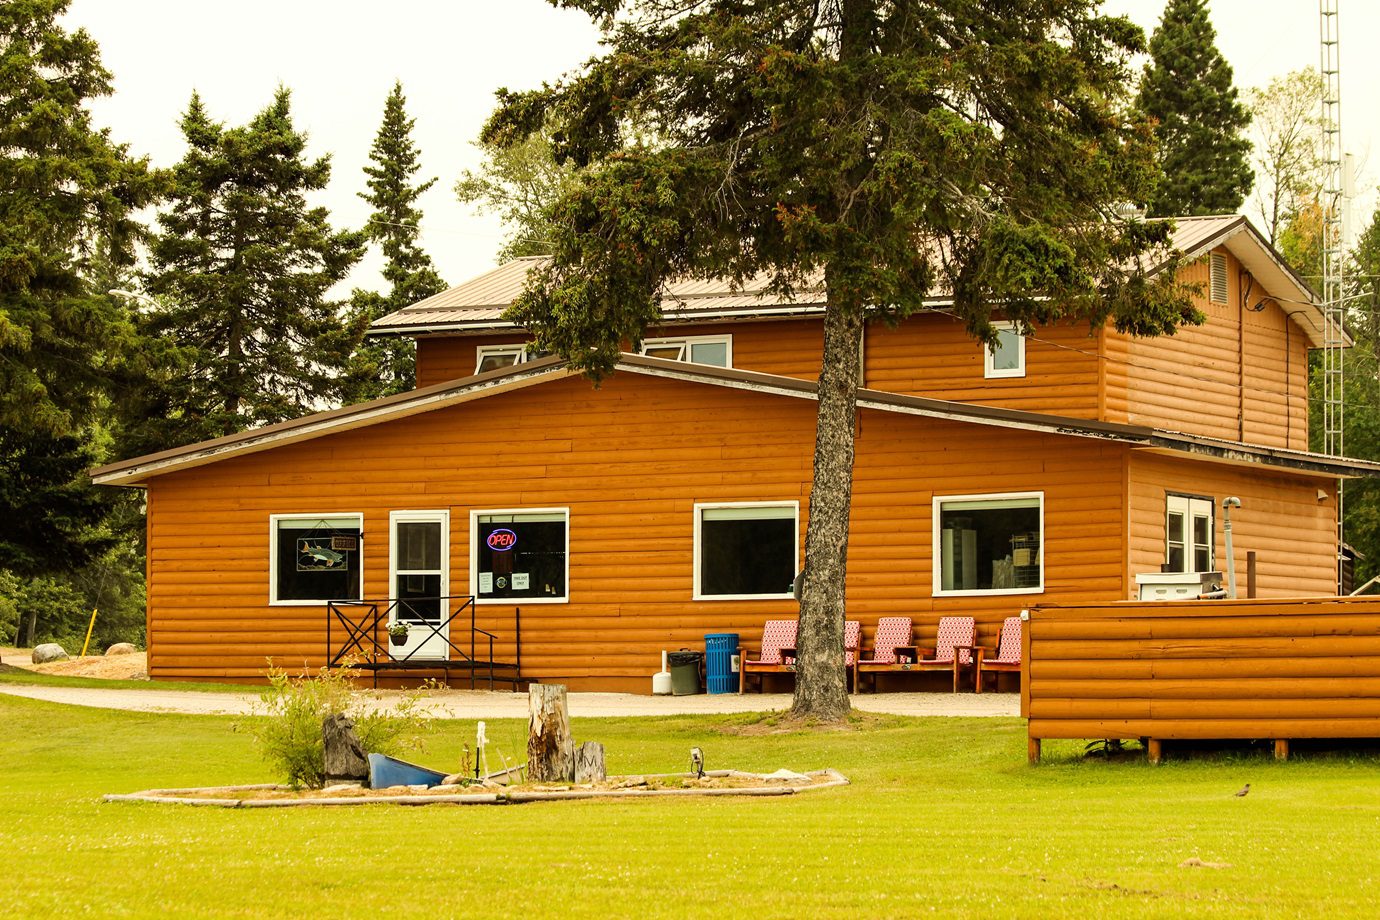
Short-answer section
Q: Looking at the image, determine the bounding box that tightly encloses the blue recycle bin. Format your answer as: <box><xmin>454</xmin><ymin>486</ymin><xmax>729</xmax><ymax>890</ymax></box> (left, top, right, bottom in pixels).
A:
<box><xmin>704</xmin><ymin>633</ymin><xmax>740</xmax><ymax>694</ymax></box>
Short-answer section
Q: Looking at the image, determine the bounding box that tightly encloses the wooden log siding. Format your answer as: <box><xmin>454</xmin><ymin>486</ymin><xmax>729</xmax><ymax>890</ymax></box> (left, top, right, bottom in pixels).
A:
<box><xmin>1023</xmin><ymin>597</ymin><xmax>1380</xmax><ymax>746</ymax></box>
<box><xmin>1106</xmin><ymin>250</ymin><xmax>1310</xmax><ymax>450</ymax></box>
<box><xmin>1125</xmin><ymin>452</ymin><xmax>1336</xmax><ymax>599</ymax></box>
<box><xmin>144</xmin><ymin>371</ymin><xmax>1142</xmax><ymax>689</ymax></box>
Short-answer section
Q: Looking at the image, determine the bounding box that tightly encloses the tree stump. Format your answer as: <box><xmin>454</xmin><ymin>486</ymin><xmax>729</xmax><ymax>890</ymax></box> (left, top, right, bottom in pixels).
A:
<box><xmin>527</xmin><ymin>683</ymin><xmax>575</xmax><ymax>782</ymax></box>
<box><xmin>322</xmin><ymin>713</ymin><xmax>368</xmax><ymax>783</ymax></box>
<box><xmin>574</xmin><ymin>741</ymin><xmax>606</xmax><ymax>784</ymax></box>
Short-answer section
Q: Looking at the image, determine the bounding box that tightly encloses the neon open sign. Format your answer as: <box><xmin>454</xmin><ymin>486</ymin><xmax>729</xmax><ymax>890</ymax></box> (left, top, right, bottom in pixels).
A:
<box><xmin>486</xmin><ymin>529</ymin><xmax>517</xmax><ymax>552</ymax></box>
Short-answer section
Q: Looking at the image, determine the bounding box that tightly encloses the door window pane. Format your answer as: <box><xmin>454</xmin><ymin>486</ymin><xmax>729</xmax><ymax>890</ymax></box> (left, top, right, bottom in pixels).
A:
<box><xmin>397</xmin><ymin>521</ymin><xmax>442</xmax><ymax>571</ymax></box>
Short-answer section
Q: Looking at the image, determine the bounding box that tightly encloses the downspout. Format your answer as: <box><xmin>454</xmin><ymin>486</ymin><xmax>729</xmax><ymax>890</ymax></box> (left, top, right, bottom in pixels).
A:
<box><xmin>1222</xmin><ymin>497</ymin><xmax>1242</xmax><ymax>598</ymax></box>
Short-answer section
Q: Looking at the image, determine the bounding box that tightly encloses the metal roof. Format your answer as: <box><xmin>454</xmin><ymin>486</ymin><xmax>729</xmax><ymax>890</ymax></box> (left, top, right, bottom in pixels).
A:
<box><xmin>93</xmin><ymin>352</ymin><xmax>1380</xmax><ymax>488</ymax></box>
<box><xmin>369</xmin><ymin>215</ymin><xmax>1328</xmax><ymax>344</ymax></box>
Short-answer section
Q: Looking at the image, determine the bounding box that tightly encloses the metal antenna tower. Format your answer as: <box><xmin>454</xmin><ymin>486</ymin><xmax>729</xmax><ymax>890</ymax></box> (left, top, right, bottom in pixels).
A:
<box><xmin>1319</xmin><ymin>0</ymin><xmax>1345</xmax><ymax>588</ymax></box>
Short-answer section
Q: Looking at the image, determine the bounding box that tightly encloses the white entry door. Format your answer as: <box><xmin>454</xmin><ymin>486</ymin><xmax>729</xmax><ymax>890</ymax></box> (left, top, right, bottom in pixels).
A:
<box><xmin>389</xmin><ymin>510</ymin><xmax>449</xmax><ymax>660</ymax></box>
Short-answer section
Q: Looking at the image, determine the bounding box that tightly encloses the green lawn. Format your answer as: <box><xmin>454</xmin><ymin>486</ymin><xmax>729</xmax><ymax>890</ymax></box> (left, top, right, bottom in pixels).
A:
<box><xmin>3</xmin><ymin>695</ymin><xmax>1378</xmax><ymax>919</ymax></box>
<box><xmin>0</xmin><ymin>668</ymin><xmax>252</xmax><ymax>693</ymax></box>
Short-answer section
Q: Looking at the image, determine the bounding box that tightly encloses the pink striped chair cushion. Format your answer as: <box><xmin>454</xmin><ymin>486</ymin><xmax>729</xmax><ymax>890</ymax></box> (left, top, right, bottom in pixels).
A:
<box><xmin>931</xmin><ymin>616</ymin><xmax>976</xmax><ymax>665</ymax></box>
<box><xmin>860</xmin><ymin>617</ymin><xmax>913</xmax><ymax>665</ymax></box>
<box><xmin>753</xmin><ymin>620</ymin><xmax>797</xmax><ymax>665</ymax></box>
<box><xmin>844</xmin><ymin>620</ymin><xmax>861</xmax><ymax>666</ymax></box>
<box><xmin>989</xmin><ymin>616</ymin><xmax>1022</xmax><ymax>665</ymax></box>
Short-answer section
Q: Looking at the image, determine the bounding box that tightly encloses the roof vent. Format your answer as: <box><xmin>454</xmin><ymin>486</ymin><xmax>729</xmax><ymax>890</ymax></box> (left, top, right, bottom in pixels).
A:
<box><xmin>1210</xmin><ymin>252</ymin><xmax>1228</xmax><ymax>304</ymax></box>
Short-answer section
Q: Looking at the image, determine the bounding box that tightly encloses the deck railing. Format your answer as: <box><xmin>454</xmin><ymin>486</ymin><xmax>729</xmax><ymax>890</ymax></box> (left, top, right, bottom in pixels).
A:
<box><xmin>325</xmin><ymin>595</ymin><xmax>523</xmax><ymax>689</ymax></box>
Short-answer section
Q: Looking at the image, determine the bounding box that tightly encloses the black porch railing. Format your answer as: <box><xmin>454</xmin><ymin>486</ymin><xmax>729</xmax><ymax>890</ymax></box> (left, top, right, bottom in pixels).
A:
<box><xmin>326</xmin><ymin>595</ymin><xmax>524</xmax><ymax>690</ymax></box>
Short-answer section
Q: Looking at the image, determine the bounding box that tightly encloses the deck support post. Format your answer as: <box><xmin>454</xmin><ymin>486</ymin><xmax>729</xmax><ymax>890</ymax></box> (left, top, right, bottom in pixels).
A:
<box><xmin>1147</xmin><ymin>738</ymin><xmax>1163</xmax><ymax>765</ymax></box>
<box><xmin>1027</xmin><ymin>738</ymin><xmax>1041</xmax><ymax>763</ymax></box>
<box><xmin>1273</xmin><ymin>739</ymin><xmax>1289</xmax><ymax>761</ymax></box>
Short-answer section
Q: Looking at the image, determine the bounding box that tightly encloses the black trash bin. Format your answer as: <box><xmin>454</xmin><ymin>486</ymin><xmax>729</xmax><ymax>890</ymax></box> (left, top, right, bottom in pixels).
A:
<box><xmin>667</xmin><ymin>650</ymin><xmax>704</xmax><ymax>696</ymax></box>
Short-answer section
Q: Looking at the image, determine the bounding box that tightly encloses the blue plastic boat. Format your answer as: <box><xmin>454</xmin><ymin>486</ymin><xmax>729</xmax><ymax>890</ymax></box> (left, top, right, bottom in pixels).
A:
<box><xmin>367</xmin><ymin>753</ymin><xmax>448</xmax><ymax>789</ymax></box>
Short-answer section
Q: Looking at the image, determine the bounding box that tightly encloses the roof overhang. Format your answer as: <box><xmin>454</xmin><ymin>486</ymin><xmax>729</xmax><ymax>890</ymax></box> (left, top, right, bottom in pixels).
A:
<box><xmin>91</xmin><ymin>354</ymin><xmax>1380</xmax><ymax>488</ymax></box>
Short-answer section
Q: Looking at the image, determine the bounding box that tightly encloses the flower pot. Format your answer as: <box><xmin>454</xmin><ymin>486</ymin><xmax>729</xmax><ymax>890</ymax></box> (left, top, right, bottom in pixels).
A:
<box><xmin>389</xmin><ymin>632</ymin><xmax>409</xmax><ymax>647</ymax></box>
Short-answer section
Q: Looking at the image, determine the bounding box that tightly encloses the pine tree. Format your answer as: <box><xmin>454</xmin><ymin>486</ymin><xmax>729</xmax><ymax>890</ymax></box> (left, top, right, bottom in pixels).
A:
<box><xmin>140</xmin><ymin>90</ymin><xmax>366</xmax><ymax>447</ymax></box>
<box><xmin>1137</xmin><ymin>0</ymin><xmax>1253</xmax><ymax>216</ymax></box>
<box><xmin>488</xmin><ymin>0</ymin><xmax>1198</xmax><ymax>720</ymax></box>
<box><xmin>349</xmin><ymin>82</ymin><xmax>447</xmax><ymax>399</ymax></box>
<box><xmin>0</xmin><ymin>0</ymin><xmax>160</xmax><ymax>582</ymax></box>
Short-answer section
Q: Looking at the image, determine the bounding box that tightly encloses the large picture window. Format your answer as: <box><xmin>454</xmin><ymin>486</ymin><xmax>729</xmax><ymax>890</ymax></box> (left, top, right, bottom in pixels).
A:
<box><xmin>694</xmin><ymin>502</ymin><xmax>798</xmax><ymax>600</ymax></box>
<box><xmin>933</xmin><ymin>493</ymin><xmax>1042</xmax><ymax>595</ymax></box>
<box><xmin>269</xmin><ymin>514</ymin><xmax>363</xmax><ymax>604</ymax></box>
<box><xmin>472</xmin><ymin>509</ymin><xmax>569</xmax><ymax>603</ymax></box>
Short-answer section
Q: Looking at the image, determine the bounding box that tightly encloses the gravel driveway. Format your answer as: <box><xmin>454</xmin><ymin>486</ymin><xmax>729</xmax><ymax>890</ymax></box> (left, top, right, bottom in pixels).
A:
<box><xmin>0</xmin><ymin>683</ymin><xmax>1018</xmax><ymax>718</ymax></box>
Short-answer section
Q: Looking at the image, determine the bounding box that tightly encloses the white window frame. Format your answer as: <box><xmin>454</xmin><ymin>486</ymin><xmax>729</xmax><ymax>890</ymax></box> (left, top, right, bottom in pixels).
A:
<box><xmin>469</xmin><ymin>507</ymin><xmax>570</xmax><ymax>605</ymax></box>
<box><xmin>1166</xmin><ymin>494</ymin><xmax>1214</xmax><ymax>573</ymax></box>
<box><xmin>640</xmin><ymin>334</ymin><xmax>734</xmax><ymax>367</ymax></box>
<box><xmin>693</xmin><ymin>501</ymin><xmax>800</xmax><ymax>601</ymax></box>
<box><xmin>268</xmin><ymin>512</ymin><xmax>364</xmax><ymax>606</ymax></box>
<box><xmin>475</xmin><ymin>344</ymin><xmax>534</xmax><ymax>374</ymax></box>
<box><xmin>931</xmin><ymin>491</ymin><xmax>1044</xmax><ymax>597</ymax></box>
<box><xmin>983</xmin><ymin>322</ymin><xmax>1026</xmax><ymax>379</ymax></box>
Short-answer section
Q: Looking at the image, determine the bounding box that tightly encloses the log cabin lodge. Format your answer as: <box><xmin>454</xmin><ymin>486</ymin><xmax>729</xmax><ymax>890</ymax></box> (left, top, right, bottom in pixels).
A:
<box><xmin>93</xmin><ymin>215</ymin><xmax>1380</xmax><ymax>692</ymax></box>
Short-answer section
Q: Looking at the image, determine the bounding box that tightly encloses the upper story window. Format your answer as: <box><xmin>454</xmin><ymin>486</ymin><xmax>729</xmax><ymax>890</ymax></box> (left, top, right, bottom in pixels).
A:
<box><xmin>983</xmin><ymin>322</ymin><xmax>1026</xmax><ymax>379</ymax></box>
<box><xmin>641</xmin><ymin>335</ymin><xmax>732</xmax><ymax>368</ymax></box>
<box><xmin>475</xmin><ymin>344</ymin><xmax>546</xmax><ymax>374</ymax></box>
<box><xmin>933</xmin><ymin>492</ymin><xmax>1043</xmax><ymax>596</ymax></box>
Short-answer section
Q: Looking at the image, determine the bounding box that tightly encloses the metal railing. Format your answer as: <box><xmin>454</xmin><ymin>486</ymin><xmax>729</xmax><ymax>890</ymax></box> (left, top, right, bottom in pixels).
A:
<box><xmin>325</xmin><ymin>595</ymin><xmax>523</xmax><ymax>689</ymax></box>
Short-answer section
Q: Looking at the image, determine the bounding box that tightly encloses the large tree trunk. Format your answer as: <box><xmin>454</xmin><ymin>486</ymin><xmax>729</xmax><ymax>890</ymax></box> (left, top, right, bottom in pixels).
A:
<box><xmin>527</xmin><ymin>683</ymin><xmax>575</xmax><ymax>782</ymax></box>
<box><xmin>790</xmin><ymin>293</ymin><xmax>864</xmax><ymax>722</ymax></box>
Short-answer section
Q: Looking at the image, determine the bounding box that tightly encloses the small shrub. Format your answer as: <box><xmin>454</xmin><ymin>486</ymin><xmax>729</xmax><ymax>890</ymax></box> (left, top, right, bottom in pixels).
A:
<box><xmin>241</xmin><ymin>664</ymin><xmax>433</xmax><ymax>788</ymax></box>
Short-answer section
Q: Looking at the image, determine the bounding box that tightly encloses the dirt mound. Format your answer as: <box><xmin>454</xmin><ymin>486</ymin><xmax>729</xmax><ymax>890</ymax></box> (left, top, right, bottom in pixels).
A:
<box><xmin>35</xmin><ymin>652</ymin><xmax>147</xmax><ymax>680</ymax></box>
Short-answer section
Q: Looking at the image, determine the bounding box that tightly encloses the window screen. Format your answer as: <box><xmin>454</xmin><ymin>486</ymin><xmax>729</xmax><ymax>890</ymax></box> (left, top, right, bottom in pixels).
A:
<box><xmin>273</xmin><ymin>516</ymin><xmax>362</xmax><ymax>602</ymax></box>
<box><xmin>697</xmin><ymin>505</ymin><xmax>796</xmax><ymax>597</ymax></box>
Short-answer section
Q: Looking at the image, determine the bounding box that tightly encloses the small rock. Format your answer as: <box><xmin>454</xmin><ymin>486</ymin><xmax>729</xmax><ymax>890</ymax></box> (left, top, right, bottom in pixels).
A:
<box><xmin>31</xmin><ymin>643</ymin><xmax>69</xmax><ymax>664</ymax></box>
<box><xmin>320</xmin><ymin>783</ymin><xmax>363</xmax><ymax>794</ymax></box>
<box><xmin>105</xmin><ymin>643</ymin><xmax>138</xmax><ymax>656</ymax></box>
<box><xmin>762</xmin><ymin>769</ymin><xmax>810</xmax><ymax>782</ymax></box>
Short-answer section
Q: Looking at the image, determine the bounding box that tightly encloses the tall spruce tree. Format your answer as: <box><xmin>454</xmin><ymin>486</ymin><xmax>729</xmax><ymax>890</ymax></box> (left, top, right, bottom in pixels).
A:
<box><xmin>487</xmin><ymin>0</ymin><xmax>1198</xmax><ymax>720</ymax></box>
<box><xmin>347</xmin><ymin>82</ymin><xmax>446</xmax><ymax>399</ymax></box>
<box><xmin>140</xmin><ymin>90</ymin><xmax>366</xmax><ymax>447</ymax></box>
<box><xmin>0</xmin><ymin>1</ymin><xmax>160</xmax><ymax>583</ymax></box>
<box><xmin>1137</xmin><ymin>0</ymin><xmax>1253</xmax><ymax>216</ymax></box>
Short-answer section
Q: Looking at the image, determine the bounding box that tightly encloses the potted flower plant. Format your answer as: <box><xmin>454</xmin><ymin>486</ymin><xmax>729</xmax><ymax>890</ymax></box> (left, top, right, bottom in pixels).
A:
<box><xmin>386</xmin><ymin>621</ymin><xmax>411</xmax><ymax>647</ymax></box>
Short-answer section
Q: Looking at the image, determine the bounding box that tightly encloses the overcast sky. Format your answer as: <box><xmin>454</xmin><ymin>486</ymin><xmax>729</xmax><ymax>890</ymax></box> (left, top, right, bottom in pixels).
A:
<box><xmin>65</xmin><ymin>0</ymin><xmax>1380</xmax><ymax>294</ymax></box>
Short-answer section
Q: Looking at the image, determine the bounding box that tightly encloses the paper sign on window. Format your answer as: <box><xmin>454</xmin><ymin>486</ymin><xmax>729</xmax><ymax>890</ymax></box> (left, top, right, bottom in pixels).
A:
<box><xmin>478</xmin><ymin>572</ymin><xmax>493</xmax><ymax>593</ymax></box>
<box><xmin>512</xmin><ymin>573</ymin><xmax>530</xmax><ymax>591</ymax></box>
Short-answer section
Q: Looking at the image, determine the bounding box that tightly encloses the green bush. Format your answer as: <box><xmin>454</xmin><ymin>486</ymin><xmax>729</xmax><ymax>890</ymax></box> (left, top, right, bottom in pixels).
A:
<box><xmin>242</xmin><ymin>664</ymin><xmax>432</xmax><ymax>788</ymax></box>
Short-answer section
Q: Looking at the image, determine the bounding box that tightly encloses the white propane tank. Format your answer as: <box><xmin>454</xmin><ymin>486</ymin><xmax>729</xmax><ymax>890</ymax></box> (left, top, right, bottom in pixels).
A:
<box><xmin>652</xmin><ymin>650</ymin><xmax>673</xmax><ymax>695</ymax></box>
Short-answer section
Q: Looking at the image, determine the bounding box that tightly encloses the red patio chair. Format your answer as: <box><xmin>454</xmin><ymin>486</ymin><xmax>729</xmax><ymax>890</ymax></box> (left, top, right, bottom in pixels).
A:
<box><xmin>739</xmin><ymin>619</ymin><xmax>861</xmax><ymax>693</ymax></box>
<box><xmin>911</xmin><ymin>616</ymin><xmax>976</xmax><ymax>693</ymax></box>
<box><xmin>739</xmin><ymin>620</ymin><xmax>797</xmax><ymax>693</ymax></box>
<box><xmin>853</xmin><ymin>616</ymin><xmax>914</xmax><ymax>693</ymax></box>
<box><xmin>975</xmin><ymin>616</ymin><xmax>1022</xmax><ymax>693</ymax></box>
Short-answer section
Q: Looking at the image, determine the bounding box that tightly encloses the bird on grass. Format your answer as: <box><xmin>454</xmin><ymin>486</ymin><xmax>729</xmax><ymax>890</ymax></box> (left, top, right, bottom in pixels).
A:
<box><xmin>1233</xmin><ymin>784</ymin><xmax>1250</xmax><ymax>798</ymax></box>
<box><xmin>690</xmin><ymin>746</ymin><xmax>704</xmax><ymax>779</ymax></box>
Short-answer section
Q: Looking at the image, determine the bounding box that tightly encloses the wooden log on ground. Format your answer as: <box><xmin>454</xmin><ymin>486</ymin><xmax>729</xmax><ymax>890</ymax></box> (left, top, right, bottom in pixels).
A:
<box><xmin>527</xmin><ymin>683</ymin><xmax>575</xmax><ymax>782</ymax></box>
<box><xmin>575</xmin><ymin>741</ymin><xmax>606</xmax><ymax>783</ymax></box>
<box><xmin>322</xmin><ymin>713</ymin><xmax>368</xmax><ymax>783</ymax></box>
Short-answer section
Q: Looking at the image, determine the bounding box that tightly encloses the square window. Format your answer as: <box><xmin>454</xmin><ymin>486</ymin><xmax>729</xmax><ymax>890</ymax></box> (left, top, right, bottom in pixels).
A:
<box><xmin>270</xmin><ymin>514</ymin><xmax>362</xmax><ymax>604</ymax></box>
<box><xmin>933</xmin><ymin>493</ymin><xmax>1042</xmax><ymax>595</ymax></box>
<box><xmin>475</xmin><ymin>345</ymin><xmax>539</xmax><ymax>374</ymax></box>
<box><xmin>694</xmin><ymin>503</ymin><xmax>798</xmax><ymax>599</ymax></box>
<box><xmin>472</xmin><ymin>509</ymin><xmax>569</xmax><ymax>603</ymax></box>
<box><xmin>984</xmin><ymin>323</ymin><xmax>1026</xmax><ymax>379</ymax></box>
